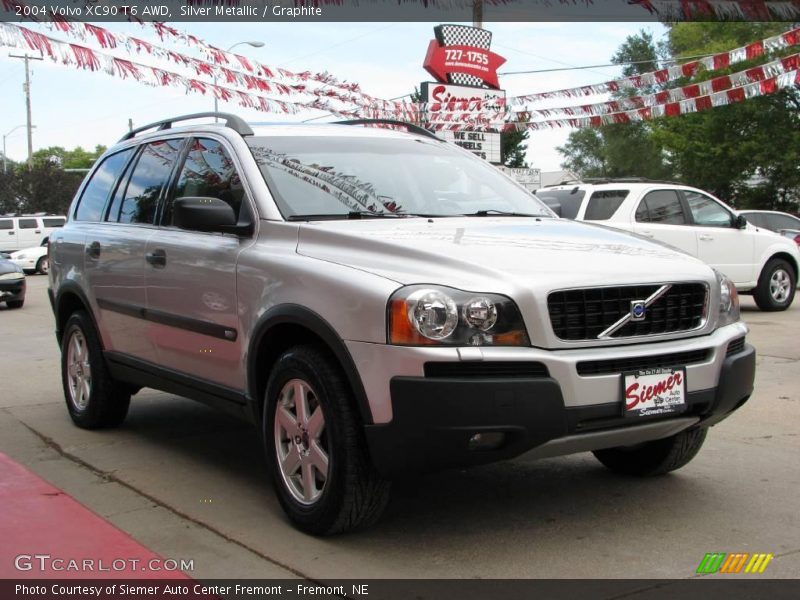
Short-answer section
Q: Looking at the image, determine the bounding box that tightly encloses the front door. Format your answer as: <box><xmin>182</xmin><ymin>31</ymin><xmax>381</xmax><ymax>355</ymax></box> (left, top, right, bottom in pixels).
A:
<box><xmin>144</xmin><ymin>137</ymin><xmax>252</xmax><ymax>390</ymax></box>
<box><xmin>683</xmin><ymin>189</ymin><xmax>755</xmax><ymax>284</ymax></box>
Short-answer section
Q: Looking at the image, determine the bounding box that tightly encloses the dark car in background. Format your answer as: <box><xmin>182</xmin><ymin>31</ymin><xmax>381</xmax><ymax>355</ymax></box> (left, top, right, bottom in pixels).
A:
<box><xmin>0</xmin><ymin>257</ymin><xmax>26</xmax><ymax>309</ymax></box>
<box><xmin>740</xmin><ymin>210</ymin><xmax>800</xmax><ymax>246</ymax></box>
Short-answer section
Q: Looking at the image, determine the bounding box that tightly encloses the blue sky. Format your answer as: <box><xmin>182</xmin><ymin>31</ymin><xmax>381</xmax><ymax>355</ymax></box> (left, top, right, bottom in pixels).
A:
<box><xmin>0</xmin><ymin>21</ymin><xmax>665</xmax><ymax>171</ymax></box>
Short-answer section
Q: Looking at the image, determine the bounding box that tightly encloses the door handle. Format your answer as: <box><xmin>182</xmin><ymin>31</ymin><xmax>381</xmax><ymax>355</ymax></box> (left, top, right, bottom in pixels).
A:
<box><xmin>7</xmin><ymin>231</ymin><xmax>14</xmax><ymax>235</ymax></box>
<box><xmin>35</xmin><ymin>230</ymin><xmax>41</xmax><ymax>234</ymax></box>
<box><xmin>145</xmin><ymin>248</ymin><xmax>167</xmax><ymax>268</ymax></box>
<box><xmin>639</xmin><ymin>231</ymin><xmax>654</xmax><ymax>238</ymax></box>
<box><xmin>86</xmin><ymin>241</ymin><xmax>101</xmax><ymax>259</ymax></box>
<box><xmin>699</xmin><ymin>234</ymin><xmax>714</xmax><ymax>241</ymax></box>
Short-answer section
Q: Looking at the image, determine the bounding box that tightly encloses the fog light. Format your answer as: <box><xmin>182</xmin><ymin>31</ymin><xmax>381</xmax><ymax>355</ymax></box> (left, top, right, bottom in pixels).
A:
<box><xmin>468</xmin><ymin>432</ymin><xmax>506</xmax><ymax>451</ymax></box>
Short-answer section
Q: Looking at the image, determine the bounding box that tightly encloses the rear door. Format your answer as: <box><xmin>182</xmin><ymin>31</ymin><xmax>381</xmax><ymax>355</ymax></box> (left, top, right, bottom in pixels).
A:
<box><xmin>683</xmin><ymin>189</ymin><xmax>755</xmax><ymax>284</ymax></box>
<box><xmin>144</xmin><ymin>136</ymin><xmax>253</xmax><ymax>390</ymax></box>
<box><xmin>83</xmin><ymin>139</ymin><xmax>184</xmax><ymax>360</ymax></box>
<box><xmin>632</xmin><ymin>189</ymin><xmax>698</xmax><ymax>256</ymax></box>
<box><xmin>16</xmin><ymin>217</ymin><xmax>42</xmax><ymax>248</ymax></box>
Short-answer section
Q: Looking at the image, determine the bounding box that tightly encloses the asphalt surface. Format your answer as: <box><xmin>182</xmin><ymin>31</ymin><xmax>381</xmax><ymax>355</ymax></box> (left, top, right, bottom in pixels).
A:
<box><xmin>1</xmin><ymin>275</ymin><xmax>798</xmax><ymax>579</ymax></box>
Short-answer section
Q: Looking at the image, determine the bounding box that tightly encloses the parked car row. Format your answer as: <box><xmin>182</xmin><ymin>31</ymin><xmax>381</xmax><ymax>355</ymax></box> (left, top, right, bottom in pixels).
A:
<box><xmin>536</xmin><ymin>181</ymin><xmax>799</xmax><ymax>311</ymax></box>
<box><xmin>0</xmin><ymin>214</ymin><xmax>65</xmax><ymax>254</ymax></box>
<box><xmin>739</xmin><ymin>209</ymin><xmax>800</xmax><ymax>247</ymax></box>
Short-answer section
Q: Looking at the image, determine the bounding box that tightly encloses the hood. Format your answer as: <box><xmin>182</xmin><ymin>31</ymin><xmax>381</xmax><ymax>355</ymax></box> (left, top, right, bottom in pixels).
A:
<box><xmin>0</xmin><ymin>258</ymin><xmax>23</xmax><ymax>276</ymax></box>
<box><xmin>296</xmin><ymin>217</ymin><xmax>715</xmax><ymax>293</ymax></box>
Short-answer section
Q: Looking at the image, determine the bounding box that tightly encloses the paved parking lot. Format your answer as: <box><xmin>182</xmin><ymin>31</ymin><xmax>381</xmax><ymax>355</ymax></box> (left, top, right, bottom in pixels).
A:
<box><xmin>1</xmin><ymin>275</ymin><xmax>798</xmax><ymax>579</ymax></box>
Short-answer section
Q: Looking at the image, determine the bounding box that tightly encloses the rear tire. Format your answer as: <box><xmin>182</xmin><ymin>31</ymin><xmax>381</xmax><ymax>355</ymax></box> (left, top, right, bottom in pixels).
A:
<box><xmin>593</xmin><ymin>427</ymin><xmax>708</xmax><ymax>477</ymax></box>
<box><xmin>61</xmin><ymin>311</ymin><xmax>130</xmax><ymax>429</ymax></box>
<box><xmin>263</xmin><ymin>345</ymin><xmax>390</xmax><ymax>535</ymax></box>
<box><xmin>753</xmin><ymin>258</ymin><xmax>796</xmax><ymax>311</ymax></box>
<box><xmin>6</xmin><ymin>299</ymin><xmax>24</xmax><ymax>309</ymax></box>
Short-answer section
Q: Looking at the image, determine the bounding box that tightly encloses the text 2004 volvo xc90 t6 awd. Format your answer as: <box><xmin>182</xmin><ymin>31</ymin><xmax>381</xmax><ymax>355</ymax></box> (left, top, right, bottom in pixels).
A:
<box><xmin>48</xmin><ymin>114</ymin><xmax>755</xmax><ymax>534</ymax></box>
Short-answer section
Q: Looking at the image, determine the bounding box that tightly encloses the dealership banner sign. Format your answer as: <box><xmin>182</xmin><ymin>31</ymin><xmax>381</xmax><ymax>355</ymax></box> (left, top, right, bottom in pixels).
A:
<box><xmin>440</xmin><ymin>130</ymin><xmax>501</xmax><ymax>163</ymax></box>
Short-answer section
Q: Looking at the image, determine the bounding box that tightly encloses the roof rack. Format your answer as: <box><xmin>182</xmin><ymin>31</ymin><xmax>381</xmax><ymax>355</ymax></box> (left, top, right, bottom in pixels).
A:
<box><xmin>119</xmin><ymin>112</ymin><xmax>254</xmax><ymax>142</ymax></box>
<box><xmin>545</xmin><ymin>177</ymin><xmax>686</xmax><ymax>187</ymax></box>
<box><xmin>335</xmin><ymin>119</ymin><xmax>441</xmax><ymax>141</ymax></box>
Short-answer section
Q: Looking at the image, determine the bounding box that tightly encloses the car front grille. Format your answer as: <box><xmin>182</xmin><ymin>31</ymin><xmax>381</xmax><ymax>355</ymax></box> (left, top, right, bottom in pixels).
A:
<box><xmin>576</xmin><ymin>349</ymin><xmax>711</xmax><ymax>376</ymax></box>
<box><xmin>548</xmin><ymin>283</ymin><xmax>708</xmax><ymax>341</ymax></box>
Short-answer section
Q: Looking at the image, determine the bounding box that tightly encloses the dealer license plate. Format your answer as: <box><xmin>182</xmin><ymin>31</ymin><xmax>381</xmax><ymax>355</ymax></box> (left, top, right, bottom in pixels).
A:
<box><xmin>623</xmin><ymin>367</ymin><xmax>686</xmax><ymax>418</ymax></box>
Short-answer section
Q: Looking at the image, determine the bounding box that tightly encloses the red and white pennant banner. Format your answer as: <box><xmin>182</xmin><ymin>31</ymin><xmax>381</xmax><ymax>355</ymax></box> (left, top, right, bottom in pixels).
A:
<box><xmin>508</xmin><ymin>52</ymin><xmax>800</xmax><ymax>119</ymax></box>
<box><xmin>510</xmin><ymin>26</ymin><xmax>800</xmax><ymax>105</ymax></box>
<box><xmin>0</xmin><ymin>22</ymin><xmax>363</xmax><ymax>118</ymax></box>
<box><xmin>487</xmin><ymin>69</ymin><xmax>800</xmax><ymax>132</ymax></box>
<box><xmin>630</xmin><ymin>0</ymin><xmax>800</xmax><ymax>21</ymax></box>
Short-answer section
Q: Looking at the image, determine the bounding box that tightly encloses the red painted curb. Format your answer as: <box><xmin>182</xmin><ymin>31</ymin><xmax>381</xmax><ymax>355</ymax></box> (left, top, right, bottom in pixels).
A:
<box><xmin>0</xmin><ymin>452</ymin><xmax>191</xmax><ymax>579</ymax></box>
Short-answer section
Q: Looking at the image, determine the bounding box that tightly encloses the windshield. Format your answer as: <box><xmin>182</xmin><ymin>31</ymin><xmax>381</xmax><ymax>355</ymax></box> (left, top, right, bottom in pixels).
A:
<box><xmin>246</xmin><ymin>135</ymin><xmax>552</xmax><ymax>219</ymax></box>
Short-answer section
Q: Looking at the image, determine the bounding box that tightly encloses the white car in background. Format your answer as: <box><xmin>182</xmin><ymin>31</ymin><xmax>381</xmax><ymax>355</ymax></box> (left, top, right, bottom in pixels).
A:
<box><xmin>537</xmin><ymin>180</ymin><xmax>799</xmax><ymax>311</ymax></box>
<box><xmin>9</xmin><ymin>244</ymin><xmax>49</xmax><ymax>275</ymax></box>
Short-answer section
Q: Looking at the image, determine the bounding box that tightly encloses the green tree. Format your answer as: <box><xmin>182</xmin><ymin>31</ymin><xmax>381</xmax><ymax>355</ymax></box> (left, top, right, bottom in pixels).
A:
<box><xmin>32</xmin><ymin>145</ymin><xmax>106</xmax><ymax>170</ymax></box>
<box><xmin>501</xmin><ymin>128</ymin><xmax>529</xmax><ymax>167</ymax></box>
<box><xmin>6</xmin><ymin>162</ymin><xmax>83</xmax><ymax>215</ymax></box>
<box><xmin>655</xmin><ymin>23</ymin><xmax>799</xmax><ymax>209</ymax></box>
<box><xmin>558</xmin><ymin>29</ymin><xmax>673</xmax><ymax>180</ymax></box>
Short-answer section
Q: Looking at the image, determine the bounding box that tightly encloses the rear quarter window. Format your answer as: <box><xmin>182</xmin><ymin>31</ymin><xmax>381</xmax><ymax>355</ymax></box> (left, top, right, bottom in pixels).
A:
<box><xmin>584</xmin><ymin>190</ymin><xmax>629</xmax><ymax>220</ymax></box>
<box><xmin>42</xmin><ymin>218</ymin><xmax>66</xmax><ymax>228</ymax></box>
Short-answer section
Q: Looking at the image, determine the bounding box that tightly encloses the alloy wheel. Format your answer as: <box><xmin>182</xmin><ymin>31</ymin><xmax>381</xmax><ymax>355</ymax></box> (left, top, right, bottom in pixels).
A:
<box><xmin>66</xmin><ymin>330</ymin><xmax>92</xmax><ymax>410</ymax></box>
<box><xmin>769</xmin><ymin>268</ymin><xmax>791</xmax><ymax>303</ymax></box>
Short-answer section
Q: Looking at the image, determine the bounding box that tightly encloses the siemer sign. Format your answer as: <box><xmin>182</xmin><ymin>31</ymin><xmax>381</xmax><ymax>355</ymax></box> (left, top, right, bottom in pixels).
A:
<box><xmin>421</xmin><ymin>82</ymin><xmax>505</xmax><ymax>164</ymax></box>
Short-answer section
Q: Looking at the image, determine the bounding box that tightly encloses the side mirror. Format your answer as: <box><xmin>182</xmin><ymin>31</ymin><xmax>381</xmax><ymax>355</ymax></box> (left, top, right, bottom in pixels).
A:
<box><xmin>735</xmin><ymin>214</ymin><xmax>748</xmax><ymax>229</ymax></box>
<box><xmin>173</xmin><ymin>197</ymin><xmax>251</xmax><ymax>235</ymax></box>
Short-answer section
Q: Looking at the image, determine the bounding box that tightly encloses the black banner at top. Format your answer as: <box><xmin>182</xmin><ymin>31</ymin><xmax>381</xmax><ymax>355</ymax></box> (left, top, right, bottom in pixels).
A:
<box><xmin>2</xmin><ymin>0</ymin><xmax>800</xmax><ymax>23</ymax></box>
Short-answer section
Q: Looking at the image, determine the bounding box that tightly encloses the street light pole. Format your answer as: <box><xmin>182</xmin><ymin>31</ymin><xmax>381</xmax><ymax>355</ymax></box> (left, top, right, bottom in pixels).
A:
<box><xmin>214</xmin><ymin>40</ymin><xmax>265</xmax><ymax>120</ymax></box>
<box><xmin>2</xmin><ymin>125</ymin><xmax>30</xmax><ymax>174</ymax></box>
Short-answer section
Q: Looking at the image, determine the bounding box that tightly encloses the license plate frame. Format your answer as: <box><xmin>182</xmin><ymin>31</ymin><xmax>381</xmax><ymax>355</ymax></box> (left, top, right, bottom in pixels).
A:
<box><xmin>622</xmin><ymin>367</ymin><xmax>687</xmax><ymax>418</ymax></box>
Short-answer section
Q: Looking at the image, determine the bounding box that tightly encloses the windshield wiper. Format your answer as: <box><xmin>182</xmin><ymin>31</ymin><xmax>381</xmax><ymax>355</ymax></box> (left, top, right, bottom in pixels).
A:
<box><xmin>287</xmin><ymin>211</ymin><xmax>405</xmax><ymax>221</ymax></box>
<box><xmin>466</xmin><ymin>209</ymin><xmax>547</xmax><ymax>218</ymax></box>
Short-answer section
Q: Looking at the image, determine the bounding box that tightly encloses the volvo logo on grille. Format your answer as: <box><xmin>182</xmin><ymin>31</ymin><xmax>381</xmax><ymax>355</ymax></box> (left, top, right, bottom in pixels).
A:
<box><xmin>630</xmin><ymin>300</ymin><xmax>647</xmax><ymax>321</ymax></box>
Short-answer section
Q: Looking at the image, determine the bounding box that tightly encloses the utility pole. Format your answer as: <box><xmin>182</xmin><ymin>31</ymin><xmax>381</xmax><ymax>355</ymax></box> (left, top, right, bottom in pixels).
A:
<box><xmin>473</xmin><ymin>0</ymin><xmax>483</xmax><ymax>28</ymax></box>
<box><xmin>9</xmin><ymin>53</ymin><xmax>43</xmax><ymax>167</ymax></box>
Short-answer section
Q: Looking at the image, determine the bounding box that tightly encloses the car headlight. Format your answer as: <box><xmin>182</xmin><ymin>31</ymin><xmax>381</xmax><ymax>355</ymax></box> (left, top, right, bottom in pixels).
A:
<box><xmin>388</xmin><ymin>285</ymin><xmax>529</xmax><ymax>346</ymax></box>
<box><xmin>716</xmin><ymin>270</ymin><xmax>740</xmax><ymax>327</ymax></box>
<box><xmin>0</xmin><ymin>271</ymin><xmax>24</xmax><ymax>280</ymax></box>
<box><xmin>12</xmin><ymin>253</ymin><xmax>27</xmax><ymax>260</ymax></box>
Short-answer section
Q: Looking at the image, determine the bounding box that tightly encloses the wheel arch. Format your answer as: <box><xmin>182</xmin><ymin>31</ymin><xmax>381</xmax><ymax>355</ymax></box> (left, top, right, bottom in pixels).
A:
<box><xmin>761</xmin><ymin>251</ymin><xmax>798</xmax><ymax>281</ymax></box>
<box><xmin>54</xmin><ymin>282</ymin><xmax>96</xmax><ymax>346</ymax></box>
<box><xmin>247</xmin><ymin>305</ymin><xmax>373</xmax><ymax>425</ymax></box>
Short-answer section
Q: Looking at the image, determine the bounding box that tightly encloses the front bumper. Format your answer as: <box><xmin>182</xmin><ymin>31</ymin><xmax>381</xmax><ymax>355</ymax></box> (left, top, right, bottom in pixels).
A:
<box><xmin>359</xmin><ymin>329</ymin><xmax>755</xmax><ymax>477</ymax></box>
<box><xmin>0</xmin><ymin>277</ymin><xmax>26</xmax><ymax>302</ymax></box>
<box><xmin>9</xmin><ymin>257</ymin><xmax>37</xmax><ymax>271</ymax></box>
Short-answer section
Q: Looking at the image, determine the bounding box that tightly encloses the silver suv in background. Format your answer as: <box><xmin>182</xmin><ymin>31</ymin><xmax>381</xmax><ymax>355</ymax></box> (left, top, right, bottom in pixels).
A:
<box><xmin>537</xmin><ymin>180</ymin><xmax>799</xmax><ymax>311</ymax></box>
<box><xmin>49</xmin><ymin>114</ymin><xmax>755</xmax><ymax>534</ymax></box>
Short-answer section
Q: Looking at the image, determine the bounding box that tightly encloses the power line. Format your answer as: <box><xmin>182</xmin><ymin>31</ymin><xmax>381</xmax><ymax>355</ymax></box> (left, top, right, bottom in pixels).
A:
<box><xmin>500</xmin><ymin>52</ymin><xmax>722</xmax><ymax>76</ymax></box>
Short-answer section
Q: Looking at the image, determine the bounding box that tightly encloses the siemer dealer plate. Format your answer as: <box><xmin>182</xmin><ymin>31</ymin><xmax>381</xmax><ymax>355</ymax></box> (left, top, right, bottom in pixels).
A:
<box><xmin>623</xmin><ymin>367</ymin><xmax>687</xmax><ymax>417</ymax></box>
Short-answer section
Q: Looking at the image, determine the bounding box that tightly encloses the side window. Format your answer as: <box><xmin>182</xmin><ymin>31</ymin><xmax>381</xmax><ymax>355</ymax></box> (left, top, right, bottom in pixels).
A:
<box><xmin>42</xmin><ymin>218</ymin><xmax>66</xmax><ymax>228</ymax></box>
<box><xmin>164</xmin><ymin>138</ymin><xmax>246</xmax><ymax>226</ymax></box>
<box><xmin>18</xmin><ymin>218</ymin><xmax>38</xmax><ymax>229</ymax></box>
<box><xmin>584</xmin><ymin>190</ymin><xmax>629</xmax><ymax>221</ymax></box>
<box><xmin>636</xmin><ymin>190</ymin><xmax>687</xmax><ymax>225</ymax></box>
<box><xmin>685</xmin><ymin>191</ymin><xmax>733</xmax><ymax>228</ymax></box>
<box><xmin>118</xmin><ymin>140</ymin><xmax>183</xmax><ymax>225</ymax></box>
<box><xmin>0</xmin><ymin>219</ymin><xmax>12</xmax><ymax>230</ymax></box>
<box><xmin>75</xmin><ymin>149</ymin><xmax>134</xmax><ymax>222</ymax></box>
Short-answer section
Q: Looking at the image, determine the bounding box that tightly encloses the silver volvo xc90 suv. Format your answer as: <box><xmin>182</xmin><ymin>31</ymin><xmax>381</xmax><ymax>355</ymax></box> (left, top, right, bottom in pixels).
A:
<box><xmin>48</xmin><ymin>113</ymin><xmax>755</xmax><ymax>534</ymax></box>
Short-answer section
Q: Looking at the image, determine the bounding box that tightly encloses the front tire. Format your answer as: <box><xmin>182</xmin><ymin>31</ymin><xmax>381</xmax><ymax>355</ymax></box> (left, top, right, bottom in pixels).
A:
<box><xmin>593</xmin><ymin>427</ymin><xmax>708</xmax><ymax>477</ymax></box>
<box><xmin>6</xmin><ymin>299</ymin><xmax>24</xmax><ymax>309</ymax></box>
<box><xmin>61</xmin><ymin>311</ymin><xmax>130</xmax><ymax>429</ymax></box>
<box><xmin>263</xmin><ymin>345</ymin><xmax>390</xmax><ymax>535</ymax></box>
<box><xmin>36</xmin><ymin>256</ymin><xmax>49</xmax><ymax>275</ymax></box>
<box><xmin>753</xmin><ymin>258</ymin><xmax>796</xmax><ymax>311</ymax></box>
